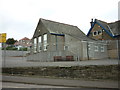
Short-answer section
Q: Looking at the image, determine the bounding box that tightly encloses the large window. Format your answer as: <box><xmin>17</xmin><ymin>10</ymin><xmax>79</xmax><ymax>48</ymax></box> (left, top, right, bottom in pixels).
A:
<box><xmin>34</xmin><ymin>38</ymin><xmax>37</xmax><ymax>53</ymax></box>
<box><xmin>43</xmin><ymin>34</ymin><xmax>47</xmax><ymax>51</ymax></box>
<box><xmin>38</xmin><ymin>36</ymin><xmax>42</xmax><ymax>52</ymax></box>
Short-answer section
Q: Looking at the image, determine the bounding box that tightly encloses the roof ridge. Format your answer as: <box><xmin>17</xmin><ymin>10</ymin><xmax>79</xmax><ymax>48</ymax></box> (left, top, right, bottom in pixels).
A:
<box><xmin>40</xmin><ymin>18</ymin><xmax>78</xmax><ymax>28</ymax></box>
<box><xmin>108</xmin><ymin>20</ymin><xmax>120</xmax><ymax>24</ymax></box>
<box><xmin>96</xmin><ymin>19</ymin><xmax>108</xmax><ymax>24</ymax></box>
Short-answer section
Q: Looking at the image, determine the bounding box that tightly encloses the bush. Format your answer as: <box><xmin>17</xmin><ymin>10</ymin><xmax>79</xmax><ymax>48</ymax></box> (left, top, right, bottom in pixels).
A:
<box><xmin>2</xmin><ymin>46</ymin><xmax>18</xmax><ymax>50</ymax></box>
<box><xmin>19</xmin><ymin>48</ymin><xmax>28</xmax><ymax>51</ymax></box>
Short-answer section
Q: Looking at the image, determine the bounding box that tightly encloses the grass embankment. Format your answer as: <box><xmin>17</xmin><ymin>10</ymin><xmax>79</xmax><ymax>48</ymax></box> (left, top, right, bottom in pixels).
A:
<box><xmin>2</xmin><ymin>65</ymin><xmax>119</xmax><ymax>81</ymax></box>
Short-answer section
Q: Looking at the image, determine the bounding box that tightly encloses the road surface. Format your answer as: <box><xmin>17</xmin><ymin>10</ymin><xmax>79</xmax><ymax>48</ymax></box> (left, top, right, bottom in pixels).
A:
<box><xmin>2</xmin><ymin>75</ymin><xmax>118</xmax><ymax>89</ymax></box>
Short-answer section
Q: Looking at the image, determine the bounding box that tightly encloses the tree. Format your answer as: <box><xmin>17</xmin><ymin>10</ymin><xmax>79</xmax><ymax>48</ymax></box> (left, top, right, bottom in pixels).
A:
<box><xmin>6</xmin><ymin>38</ymin><xmax>17</xmax><ymax>45</ymax></box>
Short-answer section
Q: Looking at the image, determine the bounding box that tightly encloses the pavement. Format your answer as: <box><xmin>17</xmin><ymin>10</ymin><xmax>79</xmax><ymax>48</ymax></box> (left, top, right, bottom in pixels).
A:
<box><xmin>2</xmin><ymin>56</ymin><xmax>119</xmax><ymax>67</ymax></box>
<box><xmin>2</xmin><ymin>82</ymin><xmax>71</xmax><ymax>88</ymax></box>
<box><xmin>2</xmin><ymin>75</ymin><xmax>119</xmax><ymax>89</ymax></box>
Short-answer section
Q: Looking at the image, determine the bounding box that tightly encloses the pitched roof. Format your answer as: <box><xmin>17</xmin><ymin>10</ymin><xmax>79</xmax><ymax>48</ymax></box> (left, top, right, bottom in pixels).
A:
<box><xmin>87</xmin><ymin>19</ymin><xmax>120</xmax><ymax>37</ymax></box>
<box><xmin>34</xmin><ymin>18</ymin><xmax>92</xmax><ymax>41</ymax></box>
<box><xmin>20</xmin><ymin>37</ymin><xmax>30</xmax><ymax>40</ymax></box>
<box><xmin>108</xmin><ymin>20</ymin><xmax>120</xmax><ymax>36</ymax></box>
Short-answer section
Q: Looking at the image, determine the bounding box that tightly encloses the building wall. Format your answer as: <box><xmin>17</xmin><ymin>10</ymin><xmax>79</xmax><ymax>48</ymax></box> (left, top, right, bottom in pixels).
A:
<box><xmin>88</xmin><ymin>41</ymin><xmax>108</xmax><ymax>60</ymax></box>
<box><xmin>107</xmin><ymin>40</ymin><xmax>119</xmax><ymax>59</ymax></box>
<box><xmin>64</xmin><ymin>34</ymin><xmax>82</xmax><ymax>61</ymax></box>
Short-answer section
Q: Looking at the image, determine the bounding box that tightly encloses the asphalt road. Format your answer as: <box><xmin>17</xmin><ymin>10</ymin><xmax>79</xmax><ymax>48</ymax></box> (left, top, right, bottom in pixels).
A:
<box><xmin>2</xmin><ymin>56</ymin><xmax>119</xmax><ymax>68</ymax></box>
<box><xmin>2</xmin><ymin>75</ymin><xmax>118</xmax><ymax>89</ymax></box>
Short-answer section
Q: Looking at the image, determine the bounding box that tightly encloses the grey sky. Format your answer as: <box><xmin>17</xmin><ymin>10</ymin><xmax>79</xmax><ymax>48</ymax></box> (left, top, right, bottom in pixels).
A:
<box><xmin>0</xmin><ymin>0</ymin><xmax>119</xmax><ymax>40</ymax></box>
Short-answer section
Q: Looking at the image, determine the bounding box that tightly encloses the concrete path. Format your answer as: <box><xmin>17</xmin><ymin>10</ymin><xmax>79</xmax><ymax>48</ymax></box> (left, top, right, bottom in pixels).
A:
<box><xmin>2</xmin><ymin>75</ymin><xmax>118</xmax><ymax>89</ymax></box>
<box><xmin>2</xmin><ymin>56</ymin><xmax>119</xmax><ymax>67</ymax></box>
<box><xmin>2</xmin><ymin>82</ymin><xmax>70</xmax><ymax>88</ymax></box>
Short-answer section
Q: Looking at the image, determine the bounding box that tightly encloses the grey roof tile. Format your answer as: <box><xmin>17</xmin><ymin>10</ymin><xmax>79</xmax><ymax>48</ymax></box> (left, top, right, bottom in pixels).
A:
<box><xmin>40</xmin><ymin>18</ymin><xmax>92</xmax><ymax>41</ymax></box>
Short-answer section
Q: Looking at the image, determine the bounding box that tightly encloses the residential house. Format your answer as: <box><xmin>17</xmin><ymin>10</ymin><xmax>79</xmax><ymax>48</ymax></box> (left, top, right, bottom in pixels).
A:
<box><xmin>87</xmin><ymin>19</ymin><xmax>120</xmax><ymax>59</ymax></box>
<box><xmin>27</xmin><ymin>18</ymin><xmax>108</xmax><ymax>62</ymax></box>
<box><xmin>14</xmin><ymin>37</ymin><xmax>32</xmax><ymax>50</ymax></box>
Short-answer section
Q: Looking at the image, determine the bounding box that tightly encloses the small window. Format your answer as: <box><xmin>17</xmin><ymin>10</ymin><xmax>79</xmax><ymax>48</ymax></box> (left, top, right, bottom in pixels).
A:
<box><xmin>94</xmin><ymin>45</ymin><xmax>99</xmax><ymax>52</ymax></box>
<box><xmin>101</xmin><ymin>46</ymin><xmax>104</xmax><ymax>52</ymax></box>
<box><xmin>98</xmin><ymin>30</ymin><xmax>102</xmax><ymax>35</ymax></box>
<box><xmin>88</xmin><ymin>44</ymin><xmax>90</xmax><ymax>50</ymax></box>
<box><xmin>93</xmin><ymin>31</ymin><xmax>98</xmax><ymax>36</ymax></box>
<box><xmin>64</xmin><ymin>46</ymin><xmax>68</xmax><ymax>50</ymax></box>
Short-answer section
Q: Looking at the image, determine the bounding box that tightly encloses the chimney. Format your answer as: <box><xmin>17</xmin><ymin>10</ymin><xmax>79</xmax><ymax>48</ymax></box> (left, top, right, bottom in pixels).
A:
<box><xmin>90</xmin><ymin>18</ymin><xmax>94</xmax><ymax>27</ymax></box>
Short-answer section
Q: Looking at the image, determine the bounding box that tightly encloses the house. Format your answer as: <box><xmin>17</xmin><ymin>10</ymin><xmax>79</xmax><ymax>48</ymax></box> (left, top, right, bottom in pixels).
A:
<box><xmin>87</xmin><ymin>19</ymin><xmax>120</xmax><ymax>40</ymax></box>
<box><xmin>14</xmin><ymin>37</ymin><xmax>32</xmax><ymax>50</ymax></box>
<box><xmin>87</xmin><ymin>19</ymin><xmax>120</xmax><ymax>59</ymax></box>
<box><xmin>27</xmin><ymin>18</ymin><xmax>108</xmax><ymax>62</ymax></box>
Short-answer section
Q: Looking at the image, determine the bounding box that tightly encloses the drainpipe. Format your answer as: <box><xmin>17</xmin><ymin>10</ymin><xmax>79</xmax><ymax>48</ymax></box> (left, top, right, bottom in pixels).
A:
<box><xmin>118</xmin><ymin>37</ymin><xmax>120</xmax><ymax>60</ymax></box>
<box><xmin>56</xmin><ymin>35</ymin><xmax>57</xmax><ymax>51</ymax></box>
<box><xmin>86</xmin><ymin>41</ymin><xmax>89</xmax><ymax>60</ymax></box>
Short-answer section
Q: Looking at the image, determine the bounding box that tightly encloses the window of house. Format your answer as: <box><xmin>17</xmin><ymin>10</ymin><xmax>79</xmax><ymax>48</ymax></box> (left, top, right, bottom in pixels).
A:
<box><xmin>98</xmin><ymin>30</ymin><xmax>102</xmax><ymax>35</ymax></box>
<box><xmin>88</xmin><ymin>44</ymin><xmax>91</xmax><ymax>50</ymax></box>
<box><xmin>93</xmin><ymin>31</ymin><xmax>98</xmax><ymax>36</ymax></box>
<box><xmin>34</xmin><ymin>38</ymin><xmax>37</xmax><ymax>53</ymax></box>
<box><xmin>64</xmin><ymin>46</ymin><xmax>68</xmax><ymax>50</ymax></box>
<box><xmin>94</xmin><ymin>45</ymin><xmax>99</xmax><ymax>52</ymax></box>
<box><xmin>43</xmin><ymin>34</ymin><xmax>47</xmax><ymax>51</ymax></box>
<box><xmin>101</xmin><ymin>46</ymin><xmax>104</xmax><ymax>52</ymax></box>
<box><xmin>38</xmin><ymin>36</ymin><xmax>42</xmax><ymax>52</ymax></box>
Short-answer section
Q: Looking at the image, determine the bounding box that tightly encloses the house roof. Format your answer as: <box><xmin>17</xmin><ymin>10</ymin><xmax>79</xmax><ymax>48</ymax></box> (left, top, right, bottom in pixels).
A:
<box><xmin>34</xmin><ymin>18</ymin><xmax>92</xmax><ymax>41</ymax></box>
<box><xmin>20</xmin><ymin>37</ymin><xmax>30</xmax><ymax>41</ymax></box>
<box><xmin>87</xmin><ymin>19</ymin><xmax>120</xmax><ymax>38</ymax></box>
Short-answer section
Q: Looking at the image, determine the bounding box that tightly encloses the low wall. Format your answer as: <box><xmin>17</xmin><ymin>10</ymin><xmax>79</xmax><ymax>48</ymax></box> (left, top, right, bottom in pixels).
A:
<box><xmin>2</xmin><ymin>65</ymin><xmax>118</xmax><ymax>81</ymax></box>
<box><xmin>2</xmin><ymin>50</ymin><xmax>28</xmax><ymax>57</ymax></box>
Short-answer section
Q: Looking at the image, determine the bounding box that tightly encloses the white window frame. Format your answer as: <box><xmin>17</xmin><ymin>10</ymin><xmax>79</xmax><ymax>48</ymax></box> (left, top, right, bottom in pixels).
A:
<box><xmin>98</xmin><ymin>30</ymin><xmax>102</xmax><ymax>35</ymax></box>
<box><xmin>93</xmin><ymin>31</ymin><xmax>98</xmax><ymax>36</ymax></box>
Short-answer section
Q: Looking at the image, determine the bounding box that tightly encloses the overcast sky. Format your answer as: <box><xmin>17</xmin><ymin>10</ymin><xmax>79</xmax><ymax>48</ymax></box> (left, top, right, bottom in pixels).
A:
<box><xmin>0</xmin><ymin>0</ymin><xmax>119</xmax><ymax>40</ymax></box>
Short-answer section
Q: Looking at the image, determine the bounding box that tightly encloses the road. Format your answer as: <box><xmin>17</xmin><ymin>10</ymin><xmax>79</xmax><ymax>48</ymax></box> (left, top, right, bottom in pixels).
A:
<box><xmin>1</xmin><ymin>56</ymin><xmax>119</xmax><ymax>67</ymax></box>
<box><xmin>2</xmin><ymin>82</ymin><xmax>70</xmax><ymax>88</ymax></box>
<box><xmin>2</xmin><ymin>75</ymin><xmax>118</xmax><ymax>89</ymax></box>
